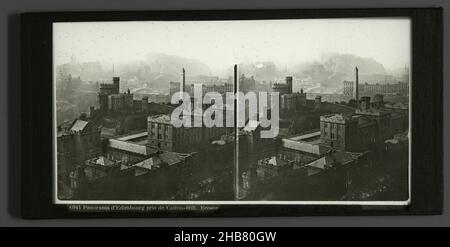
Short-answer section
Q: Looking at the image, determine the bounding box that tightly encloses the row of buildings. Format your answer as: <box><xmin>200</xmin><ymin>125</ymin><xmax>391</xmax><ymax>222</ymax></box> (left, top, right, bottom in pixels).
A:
<box><xmin>240</xmin><ymin>67</ymin><xmax>409</xmax><ymax>199</ymax></box>
<box><xmin>169</xmin><ymin>68</ymin><xmax>258</xmax><ymax>97</ymax></box>
<box><xmin>168</xmin><ymin>69</ymin><xmax>326</xmax><ymax>116</ymax></box>
<box><xmin>58</xmin><ymin>64</ymin><xmax>409</xmax><ymax>201</ymax></box>
<box><xmin>169</xmin><ymin>81</ymin><xmax>235</xmax><ymax>97</ymax></box>
<box><xmin>271</xmin><ymin>75</ymin><xmax>329</xmax><ymax>112</ymax></box>
<box><xmin>58</xmin><ymin>114</ymin><xmax>201</xmax><ymax>199</ymax></box>
<box><xmin>88</xmin><ymin>76</ymin><xmax>176</xmax><ymax>118</ymax></box>
<box><xmin>343</xmin><ymin>80</ymin><xmax>409</xmax><ymax>97</ymax></box>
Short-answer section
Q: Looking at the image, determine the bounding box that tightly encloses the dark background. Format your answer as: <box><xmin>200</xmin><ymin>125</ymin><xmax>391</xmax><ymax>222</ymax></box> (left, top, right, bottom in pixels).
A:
<box><xmin>1</xmin><ymin>0</ymin><xmax>448</xmax><ymax>226</ymax></box>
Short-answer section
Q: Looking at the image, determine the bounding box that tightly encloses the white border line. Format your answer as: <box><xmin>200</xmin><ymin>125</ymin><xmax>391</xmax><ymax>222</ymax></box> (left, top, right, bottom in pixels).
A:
<box><xmin>52</xmin><ymin>18</ymin><xmax>412</xmax><ymax>206</ymax></box>
<box><xmin>54</xmin><ymin>200</ymin><xmax>410</xmax><ymax>205</ymax></box>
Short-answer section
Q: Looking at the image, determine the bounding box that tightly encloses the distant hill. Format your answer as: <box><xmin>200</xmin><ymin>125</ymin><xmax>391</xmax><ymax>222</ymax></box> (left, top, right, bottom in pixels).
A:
<box><xmin>142</xmin><ymin>53</ymin><xmax>212</xmax><ymax>88</ymax></box>
<box><xmin>56</xmin><ymin>53</ymin><xmax>212</xmax><ymax>89</ymax></box>
<box><xmin>293</xmin><ymin>53</ymin><xmax>387</xmax><ymax>89</ymax></box>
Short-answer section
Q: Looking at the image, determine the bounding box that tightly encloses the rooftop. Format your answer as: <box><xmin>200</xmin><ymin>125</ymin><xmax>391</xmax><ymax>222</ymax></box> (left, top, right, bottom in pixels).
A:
<box><xmin>282</xmin><ymin>138</ymin><xmax>330</xmax><ymax>155</ymax></box>
<box><xmin>306</xmin><ymin>150</ymin><xmax>362</xmax><ymax>170</ymax></box>
<box><xmin>131</xmin><ymin>151</ymin><xmax>191</xmax><ymax>176</ymax></box>
<box><xmin>148</xmin><ymin>114</ymin><xmax>172</xmax><ymax>124</ymax></box>
<box><xmin>70</xmin><ymin>119</ymin><xmax>89</xmax><ymax>132</ymax></box>
<box><xmin>108</xmin><ymin>136</ymin><xmax>155</xmax><ymax>156</ymax></box>
<box><xmin>100</xmin><ymin>83</ymin><xmax>119</xmax><ymax>88</ymax></box>
<box><xmin>159</xmin><ymin>152</ymin><xmax>189</xmax><ymax>166</ymax></box>
<box><xmin>259</xmin><ymin>156</ymin><xmax>290</xmax><ymax>167</ymax></box>
<box><xmin>288</xmin><ymin>131</ymin><xmax>321</xmax><ymax>142</ymax></box>
<box><xmin>356</xmin><ymin>107</ymin><xmax>391</xmax><ymax>116</ymax></box>
<box><xmin>134</xmin><ymin>157</ymin><xmax>162</xmax><ymax>170</ymax></box>
<box><xmin>356</xmin><ymin>115</ymin><xmax>377</xmax><ymax>128</ymax></box>
<box><xmin>320</xmin><ymin>114</ymin><xmax>354</xmax><ymax>123</ymax></box>
<box><xmin>116</xmin><ymin>131</ymin><xmax>148</xmax><ymax>142</ymax></box>
<box><xmin>86</xmin><ymin>156</ymin><xmax>121</xmax><ymax>168</ymax></box>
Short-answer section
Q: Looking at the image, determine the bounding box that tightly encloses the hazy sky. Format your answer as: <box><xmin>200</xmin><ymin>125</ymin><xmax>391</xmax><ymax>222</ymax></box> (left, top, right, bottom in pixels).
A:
<box><xmin>54</xmin><ymin>18</ymin><xmax>411</xmax><ymax>73</ymax></box>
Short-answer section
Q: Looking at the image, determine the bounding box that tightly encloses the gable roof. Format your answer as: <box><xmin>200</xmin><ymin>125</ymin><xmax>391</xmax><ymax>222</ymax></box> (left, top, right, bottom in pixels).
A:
<box><xmin>134</xmin><ymin>157</ymin><xmax>162</xmax><ymax>170</ymax></box>
<box><xmin>70</xmin><ymin>120</ymin><xmax>89</xmax><ymax>132</ymax></box>
<box><xmin>159</xmin><ymin>152</ymin><xmax>185</xmax><ymax>166</ymax></box>
<box><xmin>95</xmin><ymin>156</ymin><xmax>113</xmax><ymax>166</ymax></box>
<box><xmin>282</xmin><ymin>138</ymin><xmax>331</xmax><ymax>156</ymax></box>
<box><xmin>306</xmin><ymin>150</ymin><xmax>361</xmax><ymax>170</ymax></box>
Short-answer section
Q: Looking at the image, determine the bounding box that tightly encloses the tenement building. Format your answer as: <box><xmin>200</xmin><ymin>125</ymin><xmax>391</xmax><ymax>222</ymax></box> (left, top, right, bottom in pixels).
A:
<box><xmin>355</xmin><ymin>96</ymin><xmax>394</xmax><ymax>141</ymax></box>
<box><xmin>320</xmin><ymin>95</ymin><xmax>408</xmax><ymax>152</ymax></box>
<box><xmin>320</xmin><ymin>114</ymin><xmax>364</xmax><ymax>151</ymax></box>
<box><xmin>57</xmin><ymin>118</ymin><xmax>102</xmax><ymax>182</ymax></box>
<box><xmin>147</xmin><ymin>114</ymin><xmax>229</xmax><ymax>152</ymax></box>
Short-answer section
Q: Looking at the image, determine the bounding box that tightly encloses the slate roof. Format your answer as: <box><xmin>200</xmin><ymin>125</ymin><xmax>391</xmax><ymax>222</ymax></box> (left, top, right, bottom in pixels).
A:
<box><xmin>70</xmin><ymin>120</ymin><xmax>89</xmax><ymax>132</ymax></box>
<box><xmin>134</xmin><ymin>157</ymin><xmax>162</xmax><ymax>170</ymax></box>
<box><xmin>306</xmin><ymin>151</ymin><xmax>361</xmax><ymax>170</ymax></box>
<box><xmin>282</xmin><ymin>138</ymin><xmax>331</xmax><ymax>156</ymax></box>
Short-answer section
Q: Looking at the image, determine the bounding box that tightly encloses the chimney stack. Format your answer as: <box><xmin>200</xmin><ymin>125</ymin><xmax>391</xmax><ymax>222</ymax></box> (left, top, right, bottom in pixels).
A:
<box><xmin>182</xmin><ymin>68</ymin><xmax>186</xmax><ymax>94</ymax></box>
<box><xmin>353</xmin><ymin>67</ymin><xmax>359</xmax><ymax>101</ymax></box>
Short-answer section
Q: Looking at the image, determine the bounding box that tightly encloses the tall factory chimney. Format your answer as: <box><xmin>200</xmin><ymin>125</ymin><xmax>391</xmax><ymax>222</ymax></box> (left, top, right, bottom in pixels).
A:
<box><xmin>354</xmin><ymin>66</ymin><xmax>359</xmax><ymax>101</ymax></box>
<box><xmin>182</xmin><ymin>68</ymin><xmax>186</xmax><ymax>94</ymax></box>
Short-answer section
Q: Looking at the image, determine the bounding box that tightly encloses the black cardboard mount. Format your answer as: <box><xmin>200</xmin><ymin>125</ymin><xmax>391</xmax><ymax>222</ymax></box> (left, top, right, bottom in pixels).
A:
<box><xmin>20</xmin><ymin>8</ymin><xmax>443</xmax><ymax>218</ymax></box>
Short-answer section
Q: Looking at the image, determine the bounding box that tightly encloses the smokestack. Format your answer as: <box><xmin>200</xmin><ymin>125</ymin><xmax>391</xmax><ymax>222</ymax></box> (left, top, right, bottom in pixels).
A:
<box><xmin>182</xmin><ymin>68</ymin><xmax>186</xmax><ymax>94</ymax></box>
<box><xmin>354</xmin><ymin>67</ymin><xmax>359</xmax><ymax>101</ymax></box>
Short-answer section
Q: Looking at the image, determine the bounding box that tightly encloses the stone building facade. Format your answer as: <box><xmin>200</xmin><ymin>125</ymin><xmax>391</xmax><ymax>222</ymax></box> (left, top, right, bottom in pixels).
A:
<box><xmin>320</xmin><ymin>114</ymin><xmax>361</xmax><ymax>151</ymax></box>
<box><xmin>147</xmin><ymin>114</ymin><xmax>229</xmax><ymax>152</ymax></box>
<box><xmin>280</xmin><ymin>89</ymin><xmax>307</xmax><ymax>111</ymax></box>
<box><xmin>97</xmin><ymin>77</ymin><xmax>134</xmax><ymax>113</ymax></box>
<box><xmin>57</xmin><ymin>119</ymin><xmax>102</xmax><ymax>182</ymax></box>
<box><xmin>320</xmin><ymin>103</ymin><xmax>407</xmax><ymax>152</ymax></box>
